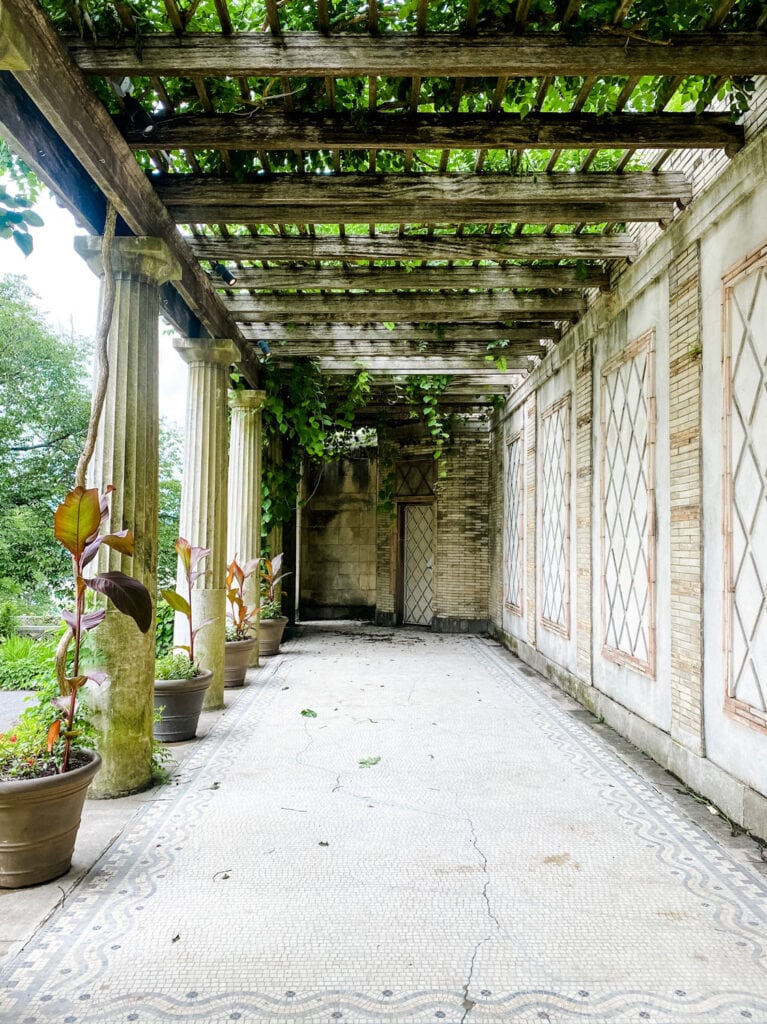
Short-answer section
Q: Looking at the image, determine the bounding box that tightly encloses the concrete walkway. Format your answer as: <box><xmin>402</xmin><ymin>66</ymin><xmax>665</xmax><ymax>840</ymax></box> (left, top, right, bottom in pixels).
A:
<box><xmin>2</xmin><ymin>623</ymin><xmax>767</xmax><ymax>1023</ymax></box>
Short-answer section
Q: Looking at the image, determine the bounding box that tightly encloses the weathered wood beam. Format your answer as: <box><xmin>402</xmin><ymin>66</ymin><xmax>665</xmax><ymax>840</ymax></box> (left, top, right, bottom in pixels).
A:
<box><xmin>0</xmin><ymin>0</ymin><xmax>259</xmax><ymax>384</ymax></box>
<box><xmin>214</xmin><ymin>264</ymin><xmax>609</xmax><ymax>291</ymax></box>
<box><xmin>171</xmin><ymin>200</ymin><xmax>676</xmax><ymax>225</ymax></box>
<box><xmin>242</xmin><ymin>323</ymin><xmax>561</xmax><ymax>343</ymax></box>
<box><xmin>157</xmin><ymin>171</ymin><xmax>689</xmax><ymax>224</ymax></box>
<box><xmin>157</xmin><ymin>172</ymin><xmax>691</xmax><ymax>205</ymax></box>
<box><xmin>191</xmin><ymin>233</ymin><xmax>636</xmax><ymax>262</ymax></box>
<box><xmin>126</xmin><ymin>111</ymin><xmax>744</xmax><ymax>155</ymax></box>
<box><xmin>268</xmin><ymin>339</ymin><xmax>545</xmax><ymax>360</ymax></box>
<box><xmin>281</xmin><ymin>357</ymin><xmax>530</xmax><ymax>374</ymax></box>
<box><xmin>68</xmin><ymin>32</ymin><xmax>767</xmax><ymax>78</ymax></box>
<box><xmin>227</xmin><ymin>291</ymin><xmax>583</xmax><ymax>322</ymax></box>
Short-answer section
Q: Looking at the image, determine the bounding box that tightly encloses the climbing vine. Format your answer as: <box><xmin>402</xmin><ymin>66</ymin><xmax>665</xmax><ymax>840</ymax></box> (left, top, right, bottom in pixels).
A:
<box><xmin>0</xmin><ymin>144</ymin><xmax>43</xmax><ymax>256</ymax></box>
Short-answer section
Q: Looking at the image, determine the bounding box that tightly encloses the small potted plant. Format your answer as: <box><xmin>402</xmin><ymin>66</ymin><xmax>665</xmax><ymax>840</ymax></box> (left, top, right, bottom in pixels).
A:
<box><xmin>224</xmin><ymin>556</ymin><xmax>259</xmax><ymax>687</ymax></box>
<box><xmin>153</xmin><ymin>539</ymin><xmax>213</xmax><ymax>742</ymax></box>
<box><xmin>0</xmin><ymin>485</ymin><xmax>152</xmax><ymax>888</ymax></box>
<box><xmin>259</xmin><ymin>552</ymin><xmax>289</xmax><ymax>657</ymax></box>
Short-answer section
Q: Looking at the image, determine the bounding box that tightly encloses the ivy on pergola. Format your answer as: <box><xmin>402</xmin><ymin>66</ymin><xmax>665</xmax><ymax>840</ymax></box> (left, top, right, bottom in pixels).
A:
<box><xmin>5</xmin><ymin>0</ymin><xmax>766</xmax><ymax>406</ymax></box>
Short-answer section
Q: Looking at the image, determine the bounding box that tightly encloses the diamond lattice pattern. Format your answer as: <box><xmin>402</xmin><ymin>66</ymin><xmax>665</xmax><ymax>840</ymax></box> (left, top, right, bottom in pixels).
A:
<box><xmin>602</xmin><ymin>346</ymin><xmax>651</xmax><ymax>666</ymax></box>
<box><xmin>504</xmin><ymin>436</ymin><xmax>522</xmax><ymax>609</ymax></box>
<box><xmin>396</xmin><ymin>460</ymin><xmax>434</xmax><ymax>497</ymax></box>
<box><xmin>404</xmin><ymin>504</ymin><xmax>434</xmax><ymax>626</ymax></box>
<box><xmin>728</xmin><ymin>266</ymin><xmax>767</xmax><ymax>712</ymax></box>
<box><xmin>541</xmin><ymin>401</ymin><xmax>569</xmax><ymax>630</ymax></box>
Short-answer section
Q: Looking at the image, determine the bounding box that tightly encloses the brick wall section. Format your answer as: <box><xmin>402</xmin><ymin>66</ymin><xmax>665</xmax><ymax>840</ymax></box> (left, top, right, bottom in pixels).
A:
<box><xmin>668</xmin><ymin>242</ymin><xmax>705</xmax><ymax>757</ymax></box>
<box><xmin>301</xmin><ymin>455</ymin><xmax>377</xmax><ymax>617</ymax></box>
<box><xmin>487</xmin><ymin>418</ymin><xmax>504</xmax><ymax>626</ymax></box>
<box><xmin>525</xmin><ymin>395</ymin><xmax>537</xmax><ymax>647</ymax></box>
<box><xmin>575</xmin><ymin>338</ymin><xmax>593</xmax><ymax>683</ymax></box>
<box><xmin>434</xmin><ymin>428</ymin><xmax>490</xmax><ymax>626</ymax></box>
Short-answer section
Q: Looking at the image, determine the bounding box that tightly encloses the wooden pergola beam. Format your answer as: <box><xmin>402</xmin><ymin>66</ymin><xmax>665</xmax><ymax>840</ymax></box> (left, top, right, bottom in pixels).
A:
<box><xmin>214</xmin><ymin>264</ymin><xmax>609</xmax><ymax>291</ymax></box>
<box><xmin>0</xmin><ymin>0</ymin><xmax>259</xmax><ymax>383</ymax></box>
<box><xmin>155</xmin><ymin>172</ymin><xmax>691</xmax><ymax>205</ymax></box>
<box><xmin>225</xmin><ymin>291</ymin><xmax>585</xmax><ymax>322</ymax></box>
<box><xmin>242</xmin><ymin>323</ymin><xmax>561</xmax><ymax>343</ymax></box>
<box><xmin>191</xmin><ymin>233</ymin><xmax>636</xmax><ymax>262</ymax></box>
<box><xmin>172</xmin><ymin>200</ymin><xmax>676</xmax><ymax>225</ymax></box>
<box><xmin>122</xmin><ymin>111</ymin><xmax>744</xmax><ymax>155</ymax></box>
<box><xmin>284</xmin><ymin>357</ymin><xmax>532</xmax><ymax>374</ymax></box>
<box><xmin>68</xmin><ymin>32</ymin><xmax>767</xmax><ymax>78</ymax></box>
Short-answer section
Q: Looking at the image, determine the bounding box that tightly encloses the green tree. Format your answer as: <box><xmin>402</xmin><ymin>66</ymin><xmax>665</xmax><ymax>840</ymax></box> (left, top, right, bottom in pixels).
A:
<box><xmin>157</xmin><ymin>418</ymin><xmax>182</xmax><ymax>587</ymax></box>
<box><xmin>0</xmin><ymin>274</ymin><xmax>91</xmax><ymax>606</ymax></box>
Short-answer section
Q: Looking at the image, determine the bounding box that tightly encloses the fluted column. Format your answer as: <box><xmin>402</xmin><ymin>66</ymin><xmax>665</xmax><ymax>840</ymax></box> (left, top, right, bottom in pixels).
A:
<box><xmin>174</xmin><ymin>338</ymin><xmax>238</xmax><ymax>710</ymax></box>
<box><xmin>227</xmin><ymin>389</ymin><xmax>266</xmax><ymax>664</ymax></box>
<box><xmin>75</xmin><ymin>236</ymin><xmax>181</xmax><ymax>798</ymax></box>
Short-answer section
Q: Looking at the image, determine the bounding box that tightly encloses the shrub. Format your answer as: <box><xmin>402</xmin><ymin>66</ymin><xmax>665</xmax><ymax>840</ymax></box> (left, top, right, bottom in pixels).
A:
<box><xmin>0</xmin><ymin>601</ymin><xmax>19</xmax><ymax>639</ymax></box>
<box><xmin>155</xmin><ymin>596</ymin><xmax>175</xmax><ymax>659</ymax></box>
<box><xmin>0</xmin><ymin>634</ymin><xmax>58</xmax><ymax>691</ymax></box>
<box><xmin>155</xmin><ymin>652</ymin><xmax>199</xmax><ymax>681</ymax></box>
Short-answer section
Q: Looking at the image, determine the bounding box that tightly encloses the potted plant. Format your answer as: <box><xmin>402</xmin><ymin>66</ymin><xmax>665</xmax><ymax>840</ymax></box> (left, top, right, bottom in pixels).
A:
<box><xmin>153</xmin><ymin>539</ymin><xmax>213</xmax><ymax>742</ymax></box>
<box><xmin>259</xmin><ymin>552</ymin><xmax>289</xmax><ymax>657</ymax></box>
<box><xmin>224</xmin><ymin>556</ymin><xmax>259</xmax><ymax>687</ymax></box>
<box><xmin>0</xmin><ymin>485</ymin><xmax>152</xmax><ymax>888</ymax></box>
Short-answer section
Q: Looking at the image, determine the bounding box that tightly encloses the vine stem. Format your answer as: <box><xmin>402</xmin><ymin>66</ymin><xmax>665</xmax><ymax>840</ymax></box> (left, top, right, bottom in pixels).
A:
<box><xmin>55</xmin><ymin>203</ymin><xmax>118</xmax><ymax>694</ymax></box>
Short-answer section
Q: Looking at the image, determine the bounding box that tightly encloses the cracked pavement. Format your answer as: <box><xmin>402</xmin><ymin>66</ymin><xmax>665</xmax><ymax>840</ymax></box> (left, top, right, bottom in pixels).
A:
<box><xmin>2</xmin><ymin>622</ymin><xmax>767</xmax><ymax>1023</ymax></box>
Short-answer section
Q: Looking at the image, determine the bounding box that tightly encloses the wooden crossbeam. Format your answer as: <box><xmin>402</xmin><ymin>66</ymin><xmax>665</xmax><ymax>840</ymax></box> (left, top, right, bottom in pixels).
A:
<box><xmin>171</xmin><ymin>200</ymin><xmax>675</xmax><ymax>225</ymax></box>
<box><xmin>214</xmin><ymin>264</ymin><xmax>609</xmax><ymax>290</ymax></box>
<box><xmin>68</xmin><ymin>32</ymin><xmax>767</xmax><ymax>78</ymax></box>
<box><xmin>224</xmin><ymin>291</ymin><xmax>584</xmax><ymax>322</ymax></box>
<box><xmin>121</xmin><ymin>111</ymin><xmax>744</xmax><ymax>155</ymax></box>
<box><xmin>266</xmin><ymin>339</ymin><xmax>545</xmax><ymax>360</ymax></box>
<box><xmin>241</xmin><ymin>323</ymin><xmax>561</xmax><ymax>342</ymax></box>
<box><xmin>281</xmin><ymin>357</ymin><xmax>530</xmax><ymax>374</ymax></box>
<box><xmin>157</xmin><ymin>171</ymin><xmax>690</xmax><ymax>224</ymax></box>
<box><xmin>191</xmin><ymin>233</ymin><xmax>636</xmax><ymax>261</ymax></box>
<box><xmin>157</xmin><ymin>172</ymin><xmax>691</xmax><ymax>204</ymax></box>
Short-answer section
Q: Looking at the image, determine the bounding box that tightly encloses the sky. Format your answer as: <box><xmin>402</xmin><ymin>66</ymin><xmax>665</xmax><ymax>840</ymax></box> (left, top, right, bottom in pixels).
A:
<box><xmin>0</xmin><ymin>188</ymin><xmax>188</xmax><ymax>430</ymax></box>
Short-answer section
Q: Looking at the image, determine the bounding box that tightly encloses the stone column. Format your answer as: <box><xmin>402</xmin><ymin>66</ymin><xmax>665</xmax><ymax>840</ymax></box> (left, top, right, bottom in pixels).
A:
<box><xmin>75</xmin><ymin>236</ymin><xmax>181</xmax><ymax>798</ymax></box>
<box><xmin>227</xmin><ymin>389</ymin><xmax>266</xmax><ymax>664</ymax></box>
<box><xmin>174</xmin><ymin>338</ymin><xmax>238</xmax><ymax>710</ymax></box>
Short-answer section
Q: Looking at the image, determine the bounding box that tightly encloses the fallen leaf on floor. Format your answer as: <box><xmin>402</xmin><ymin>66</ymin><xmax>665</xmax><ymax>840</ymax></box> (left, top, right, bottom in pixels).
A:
<box><xmin>172</xmin><ymin>934</ymin><xmax>180</xmax><ymax>943</ymax></box>
<box><xmin>319</xmin><ymin>841</ymin><xmax>329</xmax><ymax>847</ymax></box>
<box><xmin>359</xmin><ymin>755</ymin><xmax>381</xmax><ymax>768</ymax></box>
<box><xmin>301</xmin><ymin>708</ymin><xmax>318</xmax><ymax>718</ymax></box>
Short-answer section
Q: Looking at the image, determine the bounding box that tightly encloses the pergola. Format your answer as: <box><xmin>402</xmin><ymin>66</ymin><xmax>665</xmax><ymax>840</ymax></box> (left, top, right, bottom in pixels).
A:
<box><xmin>0</xmin><ymin>0</ymin><xmax>765</xmax><ymax>795</ymax></box>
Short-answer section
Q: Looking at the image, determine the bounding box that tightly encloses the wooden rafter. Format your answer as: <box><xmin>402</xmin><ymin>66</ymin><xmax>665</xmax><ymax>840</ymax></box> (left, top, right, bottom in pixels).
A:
<box><xmin>240</xmin><ymin>323</ymin><xmax>562</xmax><ymax>343</ymax></box>
<box><xmin>67</xmin><ymin>33</ymin><xmax>767</xmax><ymax>79</ymax></box>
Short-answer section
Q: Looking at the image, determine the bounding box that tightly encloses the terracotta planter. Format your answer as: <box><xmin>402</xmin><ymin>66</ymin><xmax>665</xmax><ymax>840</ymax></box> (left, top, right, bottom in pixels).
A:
<box><xmin>0</xmin><ymin>750</ymin><xmax>101</xmax><ymax>889</ymax></box>
<box><xmin>224</xmin><ymin>637</ymin><xmax>257</xmax><ymax>687</ymax></box>
<box><xmin>259</xmin><ymin>615</ymin><xmax>288</xmax><ymax>657</ymax></box>
<box><xmin>154</xmin><ymin>669</ymin><xmax>212</xmax><ymax>743</ymax></box>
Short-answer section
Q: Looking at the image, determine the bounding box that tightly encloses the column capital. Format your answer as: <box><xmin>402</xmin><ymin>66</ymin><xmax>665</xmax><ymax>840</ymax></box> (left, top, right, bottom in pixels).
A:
<box><xmin>229</xmin><ymin>389</ymin><xmax>267</xmax><ymax>412</ymax></box>
<box><xmin>174</xmin><ymin>338</ymin><xmax>239</xmax><ymax>367</ymax></box>
<box><xmin>75</xmin><ymin>236</ymin><xmax>181</xmax><ymax>285</ymax></box>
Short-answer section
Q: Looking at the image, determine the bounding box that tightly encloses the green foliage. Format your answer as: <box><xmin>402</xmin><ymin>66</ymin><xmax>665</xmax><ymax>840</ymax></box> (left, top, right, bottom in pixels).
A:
<box><xmin>0</xmin><ymin>601</ymin><xmax>19</xmax><ymax>639</ymax></box>
<box><xmin>0</xmin><ymin>679</ymin><xmax>95</xmax><ymax>781</ymax></box>
<box><xmin>157</xmin><ymin>420</ymin><xmax>183</xmax><ymax>587</ymax></box>
<box><xmin>260</xmin><ymin>362</ymin><xmax>373</xmax><ymax>538</ymax></box>
<box><xmin>0</xmin><ymin>148</ymin><xmax>43</xmax><ymax>256</ymax></box>
<box><xmin>0</xmin><ymin>275</ymin><xmax>91</xmax><ymax>605</ymax></box>
<box><xmin>155</xmin><ymin>597</ymin><xmax>175</xmax><ymax>659</ymax></box>
<box><xmin>400</xmin><ymin>376</ymin><xmax>451</xmax><ymax>474</ymax></box>
<box><xmin>0</xmin><ymin>634</ymin><xmax>58</xmax><ymax>691</ymax></box>
<box><xmin>155</xmin><ymin>651</ymin><xmax>200</xmax><ymax>680</ymax></box>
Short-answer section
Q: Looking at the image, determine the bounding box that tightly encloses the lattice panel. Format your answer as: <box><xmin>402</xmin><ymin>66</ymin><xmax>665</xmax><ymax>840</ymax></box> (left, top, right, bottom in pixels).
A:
<box><xmin>504</xmin><ymin>434</ymin><xmax>523</xmax><ymax>610</ymax></box>
<box><xmin>396</xmin><ymin>460</ymin><xmax>434</xmax><ymax>498</ymax></box>
<box><xmin>726</xmin><ymin>261</ymin><xmax>767</xmax><ymax>719</ymax></box>
<box><xmin>404</xmin><ymin>504</ymin><xmax>434</xmax><ymax>626</ymax></box>
<box><xmin>540</xmin><ymin>397</ymin><xmax>570</xmax><ymax>633</ymax></box>
<box><xmin>601</xmin><ymin>337</ymin><xmax>653</xmax><ymax>671</ymax></box>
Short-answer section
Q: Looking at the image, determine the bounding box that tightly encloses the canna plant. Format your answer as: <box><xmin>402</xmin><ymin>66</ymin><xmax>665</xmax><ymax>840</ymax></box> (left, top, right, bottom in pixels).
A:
<box><xmin>260</xmin><ymin>552</ymin><xmax>290</xmax><ymax>621</ymax></box>
<box><xmin>225</xmin><ymin>556</ymin><xmax>260</xmax><ymax>641</ymax></box>
<box><xmin>159</xmin><ymin>538</ymin><xmax>211</xmax><ymax>669</ymax></box>
<box><xmin>43</xmin><ymin>485</ymin><xmax>151</xmax><ymax>776</ymax></box>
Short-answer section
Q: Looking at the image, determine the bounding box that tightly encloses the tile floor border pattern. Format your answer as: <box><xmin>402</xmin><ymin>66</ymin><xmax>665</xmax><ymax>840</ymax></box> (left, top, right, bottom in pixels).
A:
<box><xmin>1</xmin><ymin>633</ymin><xmax>767</xmax><ymax>1023</ymax></box>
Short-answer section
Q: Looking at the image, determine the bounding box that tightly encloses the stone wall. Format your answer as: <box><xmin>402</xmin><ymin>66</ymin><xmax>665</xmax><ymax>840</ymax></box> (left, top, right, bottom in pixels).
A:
<box><xmin>490</xmin><ymin>123</ymin><xmax>767</xmax><ymax>840</ymax></box>
<box><xmin>299</xmin><ymin>453</ymin><xmax>377</xmax><ymax>619</ymax></box>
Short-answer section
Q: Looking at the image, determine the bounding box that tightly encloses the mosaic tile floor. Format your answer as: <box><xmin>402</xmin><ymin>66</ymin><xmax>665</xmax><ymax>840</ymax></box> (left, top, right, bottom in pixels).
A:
<box><xmin>2</xmin><ymin>626</ymin><xmax>767</xmax><ymax>1024</ymax></box>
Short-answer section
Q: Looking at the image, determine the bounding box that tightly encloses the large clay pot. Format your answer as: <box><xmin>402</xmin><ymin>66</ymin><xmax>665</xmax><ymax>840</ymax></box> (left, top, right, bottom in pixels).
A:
<box><xmin>224</xmin><ymin>637</ymin><xmax>258</xmax><ymax>687</ymax></box>
<box><xmin>153</xmin><ymin>669</ymin><xmax>212</xmax><ymax>743</ymax></box>
<box><xmin>0</xmin><ymin>750</ymin><xmax>101</xmax><ymax>888</ymax></box>
<box><xmin>258</xmin><ymin>615</ymin><xmax>288</xmax><ymax>657</ymax></box>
